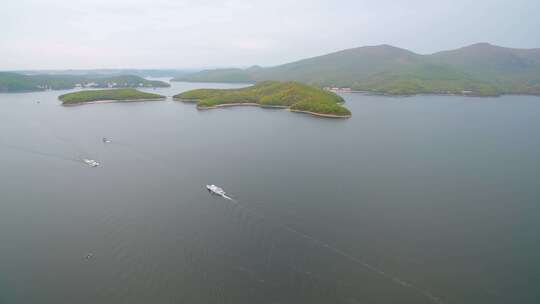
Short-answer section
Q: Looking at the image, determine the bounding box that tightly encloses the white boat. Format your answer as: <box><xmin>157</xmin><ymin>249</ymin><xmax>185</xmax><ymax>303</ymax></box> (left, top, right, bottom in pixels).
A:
<box><xmin>83</xmin><ymin>159</ymin><xmax>100</xmax><ymax>167</ymax></box>
<box><xmin>206</xmin><ymin>184</ymin><xmax>226</xmax><ymax>196</ymax></box>
<box><xmin>102</xmin><ymin>137</ymin><xmax>112</xmax><ymax>143</ymax></box>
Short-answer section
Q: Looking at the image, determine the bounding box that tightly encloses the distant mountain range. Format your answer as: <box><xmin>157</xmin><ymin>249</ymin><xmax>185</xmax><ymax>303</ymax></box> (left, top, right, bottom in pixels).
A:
<box><xmin>173</xmin><ymin>43</ymin><xmax>540</xmax><ymax>96</ymax></box>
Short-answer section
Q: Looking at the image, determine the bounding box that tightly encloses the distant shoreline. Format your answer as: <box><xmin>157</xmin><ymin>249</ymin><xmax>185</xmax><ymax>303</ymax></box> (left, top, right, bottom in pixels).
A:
<box><xmin>339</xmin><ymin>90</ymin><xmax>503</xmax><ymax>98</ymax></box>
<box><xmin>172</xmin><ymin>82</ymin><xmax>525</xmax><ymax>97</ymax></box>
<box><xmin>62</xmin><ymin>97</ymin><xmax>166</xmax><ymax>106</ymax></box>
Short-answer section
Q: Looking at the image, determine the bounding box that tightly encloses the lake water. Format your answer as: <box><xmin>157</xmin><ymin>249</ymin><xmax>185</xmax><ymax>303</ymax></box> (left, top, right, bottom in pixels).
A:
<box><xmin>1</xmin><ymin>80</ymin><xmax>539</xmax><ymax>304</ymax></box>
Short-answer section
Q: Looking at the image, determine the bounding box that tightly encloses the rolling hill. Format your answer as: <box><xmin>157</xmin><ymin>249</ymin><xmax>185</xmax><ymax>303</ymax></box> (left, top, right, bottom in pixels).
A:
<box><xmin>173</xmin><ymin>43</ymin><xmax>540</xmax><ymax>96</ymax></box>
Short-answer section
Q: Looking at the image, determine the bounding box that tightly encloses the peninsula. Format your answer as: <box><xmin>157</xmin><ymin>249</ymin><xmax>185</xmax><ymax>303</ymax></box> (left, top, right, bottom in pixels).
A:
<box><xmin>173</xmin><ymin>81</ymin><xmax>351</xmax><ymax>118</ymax></box>
<box><xmin>0</xmin><ymin>73</ymin><xmax>170</xmax><ymax>93</ymax></box>
<box><xmin>59</xmin><ymin>88</ymin><xmax>166</xmax><ymax>105</ymax></box>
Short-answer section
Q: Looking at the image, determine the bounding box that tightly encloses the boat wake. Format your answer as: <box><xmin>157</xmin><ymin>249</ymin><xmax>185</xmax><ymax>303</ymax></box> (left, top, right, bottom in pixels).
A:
<box><xmin>222</xmin><ymin>194</ymin><xmax>234</xmax><ymax>201</ymax></box>
<box><xmin>0</xmin><ymin>142</ymin><xmax>80</xmax><ymax>164</ymax></box>
<box><xmin>102</xmin><ymin>140</ymin><xmax>169</xmax><ymax>168</ymax></box>
<box><xmin>213</xmin><ymin>192</ymin><xmax>444</xmax><ymax>304</ymax></box>
<box><xmin>281</xmin><ymin>225</ymin><xmax>444</xmax><ymax>304</ymax></box>
<box><xmin>37</xmin><ymin>120</ymin><xmax>90</xmax><ymax>158</ymax></box>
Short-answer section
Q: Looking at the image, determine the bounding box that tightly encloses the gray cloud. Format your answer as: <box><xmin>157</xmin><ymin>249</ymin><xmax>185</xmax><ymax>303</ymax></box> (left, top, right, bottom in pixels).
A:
<box><xmin>1</xmin><ymin>0</ymin><xmax>539</xmax><ymax>69</ymax></box>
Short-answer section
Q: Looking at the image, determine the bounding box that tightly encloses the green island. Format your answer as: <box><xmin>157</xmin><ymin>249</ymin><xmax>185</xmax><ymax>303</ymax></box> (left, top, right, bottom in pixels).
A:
<box><xmin>59</xmin><ymin>88</ymin><xmax>165</xmax><ymax>105</ymax></box>
<box><xmin>173</xmin><ymin>81</ymin><xmax>351</xmax><ymax>118</ymax></box>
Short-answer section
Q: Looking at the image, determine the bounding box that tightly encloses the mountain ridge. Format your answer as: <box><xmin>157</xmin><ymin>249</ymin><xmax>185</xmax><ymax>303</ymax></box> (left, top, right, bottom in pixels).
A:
<box><xmin>173</xmin><ymin>43</ymin><xmax>540</xmax><ymax>96</ymax></box>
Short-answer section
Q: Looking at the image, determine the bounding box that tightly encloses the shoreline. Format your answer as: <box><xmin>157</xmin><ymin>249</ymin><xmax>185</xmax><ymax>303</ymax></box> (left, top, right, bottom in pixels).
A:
<box><xmin>289</xmin><ymin>109</ymin><xmax>351</xmax><ymax>118</ymax></box>
<box><xmin>197</xmin><ymin>102</ymin><xmax>260</xmax><ymax>109</ymax></box>
<box><xmin>194</xmin><ymin>101</ymin><xmax>350</xmax><ymax>118</ymax></box>
<box><xmin>174</xmin><ymin>98</ymin><xmax>198</xmax><ymax>103</ymax></box>
<box><xmin>61</xmin><ymin>97</ymin><xmax>166</xmax><ymax>106</ymax></box>
<box><xmin>196</xmin><ymin>103</ymin><xmax>288</xmax><ymax>110</ymax></box>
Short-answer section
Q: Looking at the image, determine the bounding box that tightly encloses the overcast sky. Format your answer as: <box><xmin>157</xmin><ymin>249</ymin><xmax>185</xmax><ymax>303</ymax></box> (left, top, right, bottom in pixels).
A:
<box><xmin>1</xmin><ymin>0</ymin><xmax>539</xmax><ymax>70</ymax></box>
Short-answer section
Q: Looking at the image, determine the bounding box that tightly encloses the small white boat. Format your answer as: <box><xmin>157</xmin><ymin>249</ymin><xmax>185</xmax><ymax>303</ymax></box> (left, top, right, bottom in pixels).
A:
<box><xmin>102</xmin><ymin>137</ymin><xmax>112</xmax><ymax>143</ymax></box>
<box><xmin>83</xmin><ymin>159</ymin><xmax>100</xmax><ymax>167</ymax></box>
<box><xmin>206</xmin><ymin>184</ymin><xmax>226</xmax><ymax>196</ymax></box>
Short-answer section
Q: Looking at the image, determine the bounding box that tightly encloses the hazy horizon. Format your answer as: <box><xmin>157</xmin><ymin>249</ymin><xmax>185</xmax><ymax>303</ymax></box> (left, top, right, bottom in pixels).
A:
<box><xmin>2</xmin><ymin>0</ymin><xmax>539</xmax><ymax>70</ymax></box>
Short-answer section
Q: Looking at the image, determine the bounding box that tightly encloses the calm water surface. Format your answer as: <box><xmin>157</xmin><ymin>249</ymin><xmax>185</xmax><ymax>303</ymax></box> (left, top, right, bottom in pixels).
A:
<box><xmin>1</xmin><ymin>80</ymin><xmax>539</xmax><ymax>304</ymax></box>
